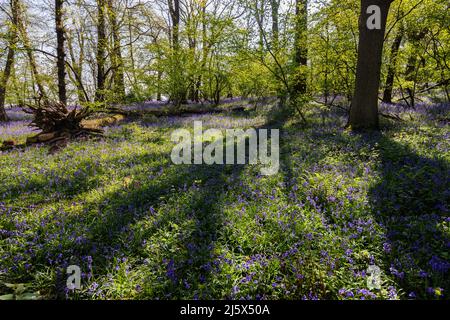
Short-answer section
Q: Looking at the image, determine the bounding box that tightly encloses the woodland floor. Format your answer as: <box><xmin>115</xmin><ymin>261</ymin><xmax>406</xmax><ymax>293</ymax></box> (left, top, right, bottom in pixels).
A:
<box><xmin>0</xmin><ymin>100</ymin><xmax>449</xmax><ymax>300</ymax></box>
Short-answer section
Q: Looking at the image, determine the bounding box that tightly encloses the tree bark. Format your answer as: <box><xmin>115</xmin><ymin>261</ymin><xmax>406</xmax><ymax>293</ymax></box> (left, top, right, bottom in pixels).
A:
<box><xmin>271</xmin><ymin>0</ymin><xmax>280</xmax><ymax>49</ymax></box>
<box><xmin>403</xmin><ymin>29</ymin><xmax>427</xmax><ymax>108</ymax></box>
<box><xmin>95</xmin><ymin>0</ymin><xmax>107</xmax><ymax>103</ymax></box>
<box><xmin>127</xmin><ymin>9</ymin><xmax>137</xmax><ymax>89</ymax></box>
<box><xmin>107</xmin><ymin>0</ymin><xmax>125</xmax><ymax>102</ymax></box>
<box><xmin>16</xmin><ymin>0</ymin><xmax>49</xmax><ymax>104</ymax></box>
<box><xmin>0</xmin><ymin>0</ymin><xmax>20</xmax><ymax>122</ymax></box>
<box><xmin>169</xmin><ymin>0</ymin><xmax>185</xmax><ymax>106</ymax></box>
<box><xmin>349</xmin><ymin>0</ymin><xmax>393</xmax><ymax>131</ymax></box>
<box><xmin>292</xmin><ymin>0</ymin><xmax>308</xmax><ymax>96</ymax></box>
<box><xmin>169</xmin><ymin>0</ymin><xmax>180</xmax><ymax>50</ymax></box>
<box><xmin>382</xmin><ymin>24</ymin><xmax>404</xmax><ymax>104</ymax></box>
<box><xmin>256</xmin><ymin>0</ymin><xmax>265</xmax><ymax>51</ymax></box>
<box><xmin>55</xmin><ymin>0</ymin><xmax>67</xmax><ymax>105</ymax></box>
<box><xmin>67</xmin><ymin>28</ymin><xmax>87</xmax><ymax>103</ymax></box>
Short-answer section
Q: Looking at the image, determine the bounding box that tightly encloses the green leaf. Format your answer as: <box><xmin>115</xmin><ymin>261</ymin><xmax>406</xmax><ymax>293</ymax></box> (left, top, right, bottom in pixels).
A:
<box><xmin>16</xmin><ymin>293</ymin><xmax>40</xmax><ymax>300</ymax></box>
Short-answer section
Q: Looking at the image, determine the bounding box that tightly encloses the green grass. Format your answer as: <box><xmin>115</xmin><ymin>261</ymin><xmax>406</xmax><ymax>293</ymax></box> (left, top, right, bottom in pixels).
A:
<box><xmin>0</xmin><ymin>105</ymin><xmax>449</xmax><ymax>300</ymax></box>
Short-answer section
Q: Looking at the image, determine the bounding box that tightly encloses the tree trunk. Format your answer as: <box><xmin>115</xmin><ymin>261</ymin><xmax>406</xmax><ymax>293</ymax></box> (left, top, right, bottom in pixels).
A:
<box><xmin>199</xmin><ymin>5</ymin><xmax>208</xmax><ymax>101</ymax></box>
<box><xmin>404</xmin><ymin>29</ymin><xmax>427</xmax><ymax>108</ymax></box>
<box><xmin>95</xmin><ymin>0</ymin><xmax>107</xmax><ymax>103</ymax></box>
<box><xmin>55</xmin><ymin>0</ymin><xmax>67</xmax><ymax>105</ymax></box>
<box><xmin>67</xmin><ymin>28</ymin><xmax>87</xmax><ymax>103</ymax></box>
<box><xmin>382</xmin><ymin>24</ymin><xmax>404</xmax><ymax>104</ymax></box>
<box><xmin>127</xmin><ymin>9</ymin><xmax>137</xmax><ymax>90</ymax></box>
<box><xmin>292</xmin><ymin>0</ymin><xmax>308</xmax><ymax>96</ymax></box>
<box><xmin>169</xmin><ymin>0</ymin><xmax>184</xmax><ymax>106</ymax></box>
<box><xmin>349</xmin><ymin>0</ymin><xmax>393</xmax><ymax>131</ymax></box>
<box><xmin>0</xmin><ymin>0</ymin><xmax>19</xmax><ymax>122</ymax></box>
<box><xmin>186</xmin><ymin>3</ymin><xmax>198</xmax><ymax>103</ymax></box>
<box><xmin>271</xmin><ymin>0</ymin><xmax>280</xmax><ymax>49</ymax></box>
<box><xmin>157</xmin><ymin>70</ymin><xmax>162</xmax><ymax>101</ymax></box>
<box><xmin>107</xmin><ymin>0</ymin><xmax>125</xmax><ymax>102</ymax></box>
<box><xmin>170</xmin><ymin>0</ymin><xmax>180</xmax><ymax>50</ymax></box>
<box><xmin>17</xmin><ymin>0</ymin><xmax>49</xmax><ymax>104</ymax></box>
<box><xmin>256</xmin><ymin>0</ymin><xmax>265</xmax><ymax>51</ymax></box>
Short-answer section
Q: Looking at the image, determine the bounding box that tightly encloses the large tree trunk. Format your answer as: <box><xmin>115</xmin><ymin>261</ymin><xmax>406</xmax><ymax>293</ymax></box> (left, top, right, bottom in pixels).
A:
<box><xmin>349</xmin><ymin>0</ymin><xmax>393</xmax><ymax>131</ymax></box>
<box><xmin>55</xmin><ymin>0</ymin><xmax>67</xmax><ymax>105</ymax></box>
<box><xmin>95</xmin><ymin>0</ymin><xmax>107</xmax><ymax>103</ymax></box>
<box><xmin>0</xmin><ymin>0</ymin><xmax>19</xmax><ymax>122</ymax></box>
<box><xmin>382</xmin><ymin>24</ymin><xmax>404</xmax><ymax>104</ymax></box>
<box><xmin>107</xmin><ymin>0</ymin><xmax>125</xmax><ymax>102</ymax></box>
<box><xmin>292</xmin><ymin>0</ymin><xmax>308</xmax><ymax>97</ymax></box>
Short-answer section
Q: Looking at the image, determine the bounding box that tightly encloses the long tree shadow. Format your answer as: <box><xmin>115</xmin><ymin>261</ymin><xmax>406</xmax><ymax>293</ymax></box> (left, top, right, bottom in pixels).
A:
<box><xmin>20</xmin><ymin>116</ymin><xmax>272</xmax><ymax>299</ymax></box>
<box><xmin>87</xmin><ymin>120</ymin><xmax>281</xmax><ymax>299</ymax></box>
<box><xmin>305</xmin><ymin>126</ymin><xmax>449</xmax><ymax>298</ymax></box>
<box><xmin>0</xmin><ymin>128</ymin><xmax>248</xmax><ymax>299</ymax></box>
<box><xmin>71</xmin><ymin>114</ymin><xmax>283</xmax><ymax>299</ymax></box>
<box><xmin>366</xmin><ymin>132</ymin><xmax>449</xmax><ymax>298</ymax></box>
<box><xmin>265</xmin><ymin>100</ymin><xmax>449</xmax><ymax>298</ymax></box>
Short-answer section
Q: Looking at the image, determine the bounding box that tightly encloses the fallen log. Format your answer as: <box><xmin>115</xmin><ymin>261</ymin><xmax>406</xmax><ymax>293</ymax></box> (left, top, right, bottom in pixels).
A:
<box><xmin>22</xmin><ymin>102</ymin><xmax>104</xmax><ymax>153</ymax></box>
<box><xmin>104</xmin><ymin>105</ymin><xmax>248</xmax><ymax>118</ymax></box>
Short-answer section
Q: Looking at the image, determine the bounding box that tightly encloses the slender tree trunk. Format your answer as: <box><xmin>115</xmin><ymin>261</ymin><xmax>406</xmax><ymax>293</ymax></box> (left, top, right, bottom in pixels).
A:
<box><xmin>55</xmin><ymin>0</ymin><xmax>67</xmax><ymax>105</ymax></box>
<box><xmin>186</xmin><ymin>4</ymin><xmax>198</xmax><ymax>103</ymax></box>
<box><xmin>127</xmin><ymin>9</ymin><xmax>137</xmax><ymax>89</ymax></box>
<box><xmin>171</xmin><ymin>0</ymin><xmax>180</xmax><ymax>50</ymax></box>
<box><xmin>67</xmin><ymin>29</ymin><xmax>87</xmax><ymax>103</ymax></box>
<box><xmin>198</xmin><ymin>5</ymin><xmax>208</xmax><ymax>101</ymax></box>
<box><xmin>169</xmin><ymin>0</ymin><xmax>184</xmax><ymax>106</ymax></box>
<box><xmin>382</xmin><ymin>24</ymin><xmax>404</xmax><ymax>104</ymax></box>
<box><xmin>95</xmin><ymin>0</ymin><xmax>107</xmax><ymax>103</ymax></box>
<box><xmin>256</xmin><ymin>0</ymin><xmax>265</xmax><ymax>51</ymax></box>
<box><xmin>271</xmin><ymin>0</ymin><xmax>280</xmax><ymax>49</ymax></box>
<box><xmin>323</xmin><ymin>21</ymin><xmax>330</xmax><ymax>105</ymax></box>
<box><xmin>349</xmin><ymin>0</ymin><xmax>393</xmax><ymax>131</ymax></box>
<box><xmin>107</xmin><ymin>0</ymin><xmax>125</xmax><ymax>102</ymax></box>
<box><xmin>0</xmin><ymin>0</ymin><xmax>20</xmax><ymax>122</ymax></box>
<box><xmin>292</xmin><ymin>0</ymin><xmax>308</xmax><ymax>96</ymax></box>
<box><xmin>403</xmin><ymin>30</ymin><xmax>427</xmax><ymax>108</ymax></box>
<box><xmin>17</xmin><ymin>0</ymin><xmax>49</xmax><ymax>104</ymax></box>
<box><xmin>157</xmin><ymin>70</ymin><xmax>162</xmax><ymax>101</ymax></box>
<box><xmin>404</xmin><ymin>55</ymin><xmax>418</xmax><ymax>108</ymax></box>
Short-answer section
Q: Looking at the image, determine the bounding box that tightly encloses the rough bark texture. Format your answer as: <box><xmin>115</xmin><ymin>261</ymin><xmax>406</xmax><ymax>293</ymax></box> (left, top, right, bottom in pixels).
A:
<box><xmin>350</xmin><ymin>0</ymin><xmax>393</xmax><ymax>131</ymax></box>
<box><xmin>271</xmin><ymin>0</ymin><xmax>280</xmax><ymax>49</ymax></box>
<box><xmin>22</xmin><ymin>102</ymin><xmax>102</xmax><ymax>154</ymax></box>
<box><xmin>55</xmin><ymin>0</ymin><xmax>67</xmax><ymax>105</ymax></box>
<box><xmin>95</xmin><ymin>0</ymin><xmax>107</xmax><ymax>103</ymax></box>
<box><xmin>292</xmin><ymin>0</ymin><xmax>308</xmax><ymax>96</ymax></box>
<box><xmin>169</xmin><ymin>0</ymin><xmax>180</xmax><ymax>49</ymax></box>
<box><xmin>169</xmin><ymin>0</ymin><xmax>185</xmax><ymax>106</ymax></box>
<box><xmin>0</xmin><ymin>0</ymin><xmax>19</xmax><ymax>122</ymax></box>
<box><xmin>107</xmin><ymin>0</ymin><xmax>125</xmax><ymax>101</ymax></box>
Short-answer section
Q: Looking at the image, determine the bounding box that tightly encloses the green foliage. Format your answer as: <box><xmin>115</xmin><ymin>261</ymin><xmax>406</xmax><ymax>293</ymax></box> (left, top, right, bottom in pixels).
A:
<box><xmin>0</xmin><ymin>103</ymin><xmax>448</xmax><ymax>300</ymax></box>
